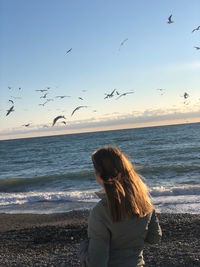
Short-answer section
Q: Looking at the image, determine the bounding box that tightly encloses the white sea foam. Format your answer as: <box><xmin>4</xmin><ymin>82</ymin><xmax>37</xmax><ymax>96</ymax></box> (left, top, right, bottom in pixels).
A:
<box><xmin>149</xmin><ymin>185</ymin><xmax>200</xmax><ymax>213</ymax></box>
<box><xmin>152</xmin><ymin>195</ymin><xmax>200</xmax><ymax>213</ymax></box>
<box><xmin>0</xmin><ymin>190</ymin><xmax>99</xmax><ymax>206</ymax></box>
<box><xmin>150</xmin><ymin>185</ymin><xmax>200</xmax><ymax>196</ymax></box>
<box><xmin>0</xmin><ymin>185</ymin><xmax>200</xmax><ymax>214</ymax></box>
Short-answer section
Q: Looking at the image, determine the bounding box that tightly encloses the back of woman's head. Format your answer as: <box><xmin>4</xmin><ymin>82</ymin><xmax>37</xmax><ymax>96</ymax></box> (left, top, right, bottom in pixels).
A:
<box><xmin>92</xmin><ymin>146</ymin><xmax>154</xmax><ymax>222</ymax></box>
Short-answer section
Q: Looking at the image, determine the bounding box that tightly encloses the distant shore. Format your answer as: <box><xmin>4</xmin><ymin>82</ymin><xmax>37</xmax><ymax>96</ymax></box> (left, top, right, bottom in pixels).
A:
<box><xmin>0</xmin><ymin>211</ymin><xmax>199</xmax><ymax>266</ymax></box>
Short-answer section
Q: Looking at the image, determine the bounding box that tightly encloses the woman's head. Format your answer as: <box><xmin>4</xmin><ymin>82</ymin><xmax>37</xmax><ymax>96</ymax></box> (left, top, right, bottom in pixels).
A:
<box><xmin>92</xmin><ymin>146</ymin><xmax>130</xmax><ymax>183</ymax></box>
<box><xmin>92</xmin><ymin>146</ymin><xmax>154</xmax><ymax>222</ymax></box>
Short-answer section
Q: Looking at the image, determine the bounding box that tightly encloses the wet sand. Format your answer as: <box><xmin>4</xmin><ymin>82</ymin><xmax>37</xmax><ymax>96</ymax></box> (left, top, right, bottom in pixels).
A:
<box><xmin>0</xmin><ymin>211</ymin><xmax>199</xmax><ymax>266</ymax></box>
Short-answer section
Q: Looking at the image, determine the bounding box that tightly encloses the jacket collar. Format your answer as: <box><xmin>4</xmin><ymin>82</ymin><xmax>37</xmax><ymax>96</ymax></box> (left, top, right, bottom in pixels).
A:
<box><xmin>95</xmin><ymin>189</ymin><xmax>106</xmax><ymax>199</ymax></box>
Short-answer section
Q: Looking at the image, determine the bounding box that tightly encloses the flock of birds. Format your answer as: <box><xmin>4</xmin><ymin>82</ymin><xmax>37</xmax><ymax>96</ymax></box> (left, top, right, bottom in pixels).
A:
<box><xmin>4</xmin><ymin>14</ymin><xmax>200</xmax><ymax>128</ymax></box>
<box><xmin>167</xmin><ymin>15</ymin><xmax>200</xmax><ymax>50</ymax></box>
<box><xmin>5</xmin><ymin>86</ymin><xmax>139</xmax><ymax>127</ymax></box>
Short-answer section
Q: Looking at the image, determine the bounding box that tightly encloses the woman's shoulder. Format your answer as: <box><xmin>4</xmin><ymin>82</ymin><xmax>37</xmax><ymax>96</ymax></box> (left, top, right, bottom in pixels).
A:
<box><xmin>88</xmin><ymin>198</ymin><xmax>110</xmax><ymax>226</ymax></box>
<box><xmin>92</xmin><ymin>198</ymin><xmax>108</xmax><ymax>216</ymax></box>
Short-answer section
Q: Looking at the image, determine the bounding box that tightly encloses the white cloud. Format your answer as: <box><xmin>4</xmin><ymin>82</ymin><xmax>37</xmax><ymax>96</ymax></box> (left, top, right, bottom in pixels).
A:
<box><xmin>1</xmin><ymin>107</ymin><xmax>200</xmax><ymax>139</ymax></box>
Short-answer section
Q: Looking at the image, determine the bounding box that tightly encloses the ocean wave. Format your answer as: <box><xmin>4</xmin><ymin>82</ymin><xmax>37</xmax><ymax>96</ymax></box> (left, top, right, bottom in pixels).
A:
<box><xmin>150</xmin><ymin>185</ymin><xmax>200</xmax><ymax>197</ymax></box>
<box><xmin>0</xmin><ymin>185</ymin><xmax>200</xmax><ymax>207</ymax></box>
<box><xmin>0</xmin><ymin>170</ymin><xmax>94</xmax><ymax>192</ymax></box>
<box><xmin>0</xmin><ymin>190</ymin><xmax>99</xmax><ymax>206</ymax></box>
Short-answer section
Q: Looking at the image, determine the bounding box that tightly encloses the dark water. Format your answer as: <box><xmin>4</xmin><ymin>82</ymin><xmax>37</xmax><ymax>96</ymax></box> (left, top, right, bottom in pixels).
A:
<box><xmin>0</xmin><ymin>123</ymin><xmax>200</xmax><ymax>214</ymax></box>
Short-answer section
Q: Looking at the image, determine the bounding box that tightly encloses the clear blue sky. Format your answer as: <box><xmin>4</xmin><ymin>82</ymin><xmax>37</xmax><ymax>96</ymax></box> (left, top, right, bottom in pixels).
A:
<box><xmin>0</xmin><ymin>0</ymin><xmax>200</xmax><ymax>139</ymax></box>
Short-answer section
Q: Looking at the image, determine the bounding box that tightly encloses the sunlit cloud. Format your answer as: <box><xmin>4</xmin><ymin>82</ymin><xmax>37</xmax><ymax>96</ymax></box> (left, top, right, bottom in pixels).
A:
<box><xmin>1</xmin><ymin>106</ymin><xmax>200</xmax><ymax>140</ymax></box>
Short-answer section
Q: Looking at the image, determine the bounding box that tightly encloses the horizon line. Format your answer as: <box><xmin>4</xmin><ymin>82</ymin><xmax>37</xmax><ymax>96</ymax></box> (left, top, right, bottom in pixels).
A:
<box><xmin>1</xmin><ymin>120</ymin><xmax>199</xmax><ymax>142</ymax></box>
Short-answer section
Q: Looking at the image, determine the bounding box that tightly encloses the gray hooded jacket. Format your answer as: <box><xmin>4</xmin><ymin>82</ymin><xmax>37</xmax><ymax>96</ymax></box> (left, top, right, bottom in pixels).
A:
<box><xmin>79</xmin><ymin>191</ymin><xmax>162</xmax><ymax>267</ymax></box>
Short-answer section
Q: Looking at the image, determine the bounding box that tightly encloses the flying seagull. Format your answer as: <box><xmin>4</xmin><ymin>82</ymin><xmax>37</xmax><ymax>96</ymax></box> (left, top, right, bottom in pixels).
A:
<box><xmin>6</xmin><ymin>105</ymin><xmax>14</xmax><ymax>116</ymax></box>
<box><xmin>40</xmin><ymin>93</ymin><xmax>48</xmax><ymax>99</ymax></box>
<box><xmin>66</xmin><ymin>48</ymin><xmax>72</xmax><ymax>54</ymax></box>
<box><xmin>183</xmin><ymin>92</ymin><xmax>189</xmax><ymax>99</ymax></box>
<box><xmin>116</xmin><ymin>91</ymin><xmax>134</xmax><ymax>100</ymax></box>
<box><xmin>8</xmin><ymin>99</ymin><xmax>14</xmax><ymax>104</ymax></box>
<box><xmin>56</xmin><ymin>95</ymin><xmax>71</xmax><ymax>99</ymax></box>
<box><xmin>39</xmin><ymin>101</ymin><xmax>48</xmax><ymax>106</ymax></box>
<box><xmin>194</xmin><ymin>46</ymin><xmax>200</xmax><ymax>50</ymax></box>
<box><xmin>192</xmin><ymin>26</ymin><xmax>200</xmax><ymax>33</ymax></box>
<box><xmin>167</xmin><ymin>14</ymin><xmax>174</xmax><ymax>24</ymax></box>
<box><xmin>71</xmin><ymin>106</ymin><xmax>88</xmax><ymax>116</ymax></box>
<box><xmin>104</xmin><ymin>89</ymin><xmax>116</xmax><ymax>99</ymax></box>
<box><xmin>36</xmin><ymin>89</ymin><xmax>48</xmax><ymax>92</ymax></box>
<box><xmin>78</xmin><ymin>97</ymin><xmax>84</xmax><ymax>100</ymax></box>
<box><xmin>52</xmin><ymin>115</ymin><xmax>66</xmax><ymax>126</ymax></box>
<box><xmin>46</xmin><ymin>98</ymin><xmax>54</xmax><ymax>102</ymax></box>
<box><xmin>23</xmin><ymin>123</ymin><xmax>30</xmax><ymax>127</ymax></box>
<box><xmin>119</xmin><ymin>38</ymin><xmax>128</xmax><ymax>50</ymax></box>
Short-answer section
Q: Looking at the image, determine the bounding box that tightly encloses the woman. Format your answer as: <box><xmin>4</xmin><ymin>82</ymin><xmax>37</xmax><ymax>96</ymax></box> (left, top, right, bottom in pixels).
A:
<box><xmin>79</xmin><ymin>146</ymin><xmax>162</xmax><ymax>267</ymax></box>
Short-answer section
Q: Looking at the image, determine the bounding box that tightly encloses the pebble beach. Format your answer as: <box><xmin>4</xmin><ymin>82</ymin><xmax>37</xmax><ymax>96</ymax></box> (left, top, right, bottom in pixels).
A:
<box><xmin>0</xmin><ymin>210</ymin><xmax>199</xmax><ymax>266</ymax></box>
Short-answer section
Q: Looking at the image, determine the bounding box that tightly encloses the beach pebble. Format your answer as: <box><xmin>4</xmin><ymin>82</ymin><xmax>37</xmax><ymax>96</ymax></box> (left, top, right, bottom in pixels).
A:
<box><xmin>0</xmin><ymin>211</ymin><xmax>199</xmax><ymax>266</ymax></box>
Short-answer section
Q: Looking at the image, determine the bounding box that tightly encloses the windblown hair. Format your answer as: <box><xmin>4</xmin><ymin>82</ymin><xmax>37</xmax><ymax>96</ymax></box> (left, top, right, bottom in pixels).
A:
<box><xmin>92</xmin><ymin>146</ymin><xmax>154</xmax><ymax>222</ymax></box>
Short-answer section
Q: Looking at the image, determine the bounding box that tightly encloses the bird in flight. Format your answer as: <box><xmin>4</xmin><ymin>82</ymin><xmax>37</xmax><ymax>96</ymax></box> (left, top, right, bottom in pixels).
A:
<box><xmin>8</xmin><ymin>99</ymin><xmax>14</xmax><ymax>104</ymax></box>
<box><xmin>56</xmin><ymin>95</ymin><xmax>71</xmax><ymax>99</ymax></box>
<box><xmin>116</xmin><ymin>91</ymin><xmax>134</xmax><ymax>100</ymax></box>
<box><xmin>61</xmin><ymin>121</ymin><xmax>67</xmax><ymax>125</ymax></box>
<box><xmin>66</xmin><ymin>48</ymin><xmax>72</xmax><ymax>54</ymax></box>
<box><xmin>194</xmin><ymin>46</ymin><xmax>200</xmax><ymax>50</ymax></box>
<box><xmin>116</xmin><ymin>90</ymin><xmax>120</xmax><ymax>95</ymax></box>
<box><xmin>40</xmin><ymin>93</ymin><xmax>48</xmax><ymax>99</ymax></box>
<box><xmin>167</xmin><ymin>14</ymin><xmax>174</xmax><ymax>24</ymax></box>
<box><xmin>46</xmin><ymin>98</ymin><xmax>54</xmax><ymax>102</ymax></box>
<box><xmin>119</xmin><ymin>38</ymin><xmax>128</xmax><ymax>50</ymax></box>
<box><xmin>39</xmin><ymin>101</ymin><xmax>48</xmax><ymax>106</ymax></box>
<box><xmin>192</xmin><ymin>26</ymin><xmax>200</xmax><ymax>33</ymax></box>
<box><xmin>71</xmin><ymin>106</ymin><xmax>88</xmax><ymax>116</ymax></box>
<box><xmin>78</xmin><ymin>97</ymin><xmax>84</xmax><ymax>100</ymax></box>
<box><xmin>8</xmin><ymin>86</ymin><xmax>12</xmax><ymax>90</ymax></box>
<box><xmin>6</xmin><ymin>105</ymin><xmax>14</xmax><ymax>116</ymax></box>
<box><xmin>104</xmin><ymin>89</ymin><xmax>116</xmax><ymax>99</ymax></box>
<box><xmin>183</xmin><ymin>92</ymin><xmax>189</xmax><ymax>99</ymax></box>
<box><xmin>36</xmin><ymin>89</ymin><xmax>48</xmax><ymax>92</ymax></box>
<box><xmin>52</xmin><ymin>115</ymin><xmax>66</xmax><ymax>126</ymax></box>
<box><xmin>23</xmin><ymin>123</ymin><xmax>30</xmax><ymax>127</ymax></box>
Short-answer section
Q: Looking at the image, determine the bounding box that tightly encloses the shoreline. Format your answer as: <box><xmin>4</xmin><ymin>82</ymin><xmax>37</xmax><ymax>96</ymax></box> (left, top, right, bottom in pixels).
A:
<box><xmin>0</xmin><ymin>211</ymin><xmax>199</xmax><ymax>266</ymax></box>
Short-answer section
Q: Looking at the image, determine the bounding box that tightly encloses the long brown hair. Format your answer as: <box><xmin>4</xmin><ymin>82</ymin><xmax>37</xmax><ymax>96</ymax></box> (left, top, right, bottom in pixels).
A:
<box><xmin>92</xmin><ymin>146</ymin><xmax>154</xmax><ymax>222</ymax></box>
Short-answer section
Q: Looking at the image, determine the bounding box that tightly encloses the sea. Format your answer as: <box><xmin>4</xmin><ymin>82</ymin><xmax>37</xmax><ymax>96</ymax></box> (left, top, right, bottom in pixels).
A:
<box><xmin>0</xmin><ymin>123</ymin><xmax>200</xmax><ymax>214</ymax></box>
